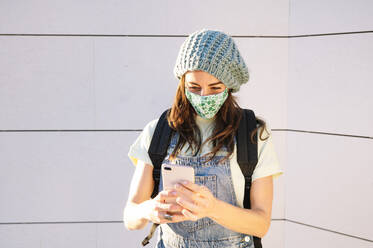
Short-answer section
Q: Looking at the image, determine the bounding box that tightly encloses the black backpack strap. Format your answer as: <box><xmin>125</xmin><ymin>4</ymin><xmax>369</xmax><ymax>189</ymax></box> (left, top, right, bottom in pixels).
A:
<box><xmin>236</xmin><ymin>108</ymin><xmax>262</xmax><ymax>248</ymax></box>
<box><xmin>142</xmin><ymin>108</ymin><xmax>173</xmax><ymax>246</ymax></box>
<box><xmin>236</xmin><ymin>108</ymin><xmax>258</xmax><ymax>208</ymax></box>
<box><xmin>253</xmin><ymin>236</ymin><xmax>262</xmax><ymax>248</ymax></box>
<box><xmin>148</xmin><ymin>108</ymin><xmax>173</xmax><ymax>199</ymax></box>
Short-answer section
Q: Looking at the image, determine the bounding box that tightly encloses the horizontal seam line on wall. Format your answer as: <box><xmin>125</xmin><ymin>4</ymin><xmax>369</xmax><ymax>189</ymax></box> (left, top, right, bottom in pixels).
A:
<box><xmin>272</xmin><ymin>129</ymin><xmax>373</xmax><ymax>139</ymax></box>
<box><xmin>1</xmin><ymin>219</ymin><xmax>283</xmax><ymax>225</ymax></box>
<box><xmin>0</xmin><ymin>221</ymin><xmax>122</xmax><ymax>225</ymax></box>
<box><xmin>0</xmin><ymin>129</ymin><xmax>143</xmax><ymax>132</ymax></box>
<box><xmin>1</xmin><ymin>129</ymin><xmax>371</xmax><ymax>140</ymax></box>
<box><xmin>285</xmin><ymin>218</ymin><xmax>373</xmax><ymax>243</ymax></box>
<box><xmin>0</xmin><ymin>30</ymin><xmax>372</xmax><ymax>38</ymax></box>
<box><xmin>1</xmin><ymin>219</ymin><xmax>371</xmax><ymax>243</ymax></box>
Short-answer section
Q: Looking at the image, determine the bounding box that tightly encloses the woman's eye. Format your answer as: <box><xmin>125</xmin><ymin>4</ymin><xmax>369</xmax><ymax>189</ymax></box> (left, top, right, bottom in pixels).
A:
<box><xmin>211</xmin><ymin>87</ymin><xmax>221</xmax><ymax>90</ymax></box>
<box><xmin>189</xmin><ymin>87</ymin><xmax>201</xmax><ymax>90</ymax></box>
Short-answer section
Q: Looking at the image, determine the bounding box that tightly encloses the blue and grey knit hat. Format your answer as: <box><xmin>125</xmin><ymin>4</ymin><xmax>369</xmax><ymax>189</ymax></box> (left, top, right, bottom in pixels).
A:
<box><xmin>173</xmin><ymin>28</ymin><xmax>249</xmax><ymax>93</ymax></box>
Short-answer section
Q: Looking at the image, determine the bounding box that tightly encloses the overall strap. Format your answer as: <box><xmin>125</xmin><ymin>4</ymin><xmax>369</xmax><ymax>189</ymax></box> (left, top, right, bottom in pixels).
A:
<box><xmin>235</xmin><ymin>108</ymin><xmax>262</xmax><ymax>248</ymax></box>
<box><xmin>142</xmin><ymin>108</ymin><xmax>173</xmax><ymax>246</ymax></box>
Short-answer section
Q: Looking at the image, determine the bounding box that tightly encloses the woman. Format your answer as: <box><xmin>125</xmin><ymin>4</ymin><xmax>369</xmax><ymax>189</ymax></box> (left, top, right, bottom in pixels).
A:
<box><xmin>123</xmin><ymin>28</ymin><xmax>283</xmax><ymax>248</ymax></box>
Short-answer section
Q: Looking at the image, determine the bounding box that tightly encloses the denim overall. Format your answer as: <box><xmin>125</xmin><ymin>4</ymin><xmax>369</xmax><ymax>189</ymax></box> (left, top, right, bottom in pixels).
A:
<box><xmin>155</xmin><ymin>132</ymin><xmax>255</xmax><ymax>248</ymax></box>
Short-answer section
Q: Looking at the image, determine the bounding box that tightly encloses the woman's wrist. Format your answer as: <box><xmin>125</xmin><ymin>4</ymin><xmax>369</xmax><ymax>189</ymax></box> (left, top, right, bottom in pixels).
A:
<box><xmin>208</xmin><ymin>198</ymin><xmax>223</xmax><ymax>221</ymax></box>
<box><xmin>138</xmin><ymin>199</ymin><xmax>153</xmax><ymax>222</ymax></box>
<box><xmin>124</xmin><ymin>201</ymin><xmax>150</xmax><ymax>230</ymax></box>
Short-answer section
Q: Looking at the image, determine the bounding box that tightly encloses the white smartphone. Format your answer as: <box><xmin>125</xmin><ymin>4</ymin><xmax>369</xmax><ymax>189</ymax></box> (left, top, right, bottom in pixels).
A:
<box><xmin>162</xmin><ymin>164</ymin><xmax>195</xmax><ymax>190</ymax></box>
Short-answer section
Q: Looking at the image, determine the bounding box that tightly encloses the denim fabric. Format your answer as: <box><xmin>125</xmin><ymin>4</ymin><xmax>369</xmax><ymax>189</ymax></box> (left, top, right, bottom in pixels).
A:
<box><xmin>155</xmin><ymin>132</ymin><xmax>254</xmax><ymax>248</ymax></box>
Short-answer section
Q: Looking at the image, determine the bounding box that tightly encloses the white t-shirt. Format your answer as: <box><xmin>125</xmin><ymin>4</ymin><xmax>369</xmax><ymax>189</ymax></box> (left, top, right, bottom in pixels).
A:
<box><xmin>128</xmin><ymin>114</ymin><xmax>283</xmax><ymax>208</ymax></box>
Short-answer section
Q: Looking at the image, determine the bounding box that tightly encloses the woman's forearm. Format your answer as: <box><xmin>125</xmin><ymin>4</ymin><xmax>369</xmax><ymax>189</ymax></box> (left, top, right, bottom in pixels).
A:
<box><xmin>123</xmin><ymin>201</ymin><xmax>150</xmax><ymax>230</ymax></box>
<box><xmin>209</xmin><ymin>199</ymin><xmax>270</xmax><ymax>238</ymax></box>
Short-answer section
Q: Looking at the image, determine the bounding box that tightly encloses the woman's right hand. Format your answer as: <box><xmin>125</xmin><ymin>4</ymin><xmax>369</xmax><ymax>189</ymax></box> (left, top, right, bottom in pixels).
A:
<box><xmin>142</xmin><ymin>189</ymin><xmax>189</xmax><ymax>224</ymax></box>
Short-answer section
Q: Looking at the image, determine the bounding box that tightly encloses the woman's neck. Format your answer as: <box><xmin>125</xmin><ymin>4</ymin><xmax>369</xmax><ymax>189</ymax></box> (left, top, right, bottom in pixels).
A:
<box><xmin>195</xmin><ymin>113</ymin><xmax>216</xmax><ymax>126</ymax></box>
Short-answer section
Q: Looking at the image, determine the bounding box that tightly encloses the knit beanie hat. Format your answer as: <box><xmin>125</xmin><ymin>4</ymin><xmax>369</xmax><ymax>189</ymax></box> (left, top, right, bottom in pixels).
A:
<box><xmin>173</xmin><ymin>28</ymin><xmax>249</xmax><ymax>93</ymax></box>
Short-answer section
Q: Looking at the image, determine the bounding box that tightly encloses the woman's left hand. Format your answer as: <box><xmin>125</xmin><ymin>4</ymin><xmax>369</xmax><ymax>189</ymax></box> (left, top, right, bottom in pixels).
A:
<box><xmin>173</xmin><ymin>180</ymin><xmax>218</xmax><ymax>221</ymax></box>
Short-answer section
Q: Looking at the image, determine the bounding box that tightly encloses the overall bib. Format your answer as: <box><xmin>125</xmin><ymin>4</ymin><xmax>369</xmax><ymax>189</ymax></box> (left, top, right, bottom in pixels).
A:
<box><xmin>155</xmin><ymin>132</ymin><xmax>255</xmax><ymax>248</ymax></box>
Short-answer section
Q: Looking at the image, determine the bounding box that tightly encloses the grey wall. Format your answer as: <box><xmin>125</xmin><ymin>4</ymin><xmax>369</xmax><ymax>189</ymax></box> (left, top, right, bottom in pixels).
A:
<box><xmin>285</xmin><ymin>1</ymin><xmax>373</xmax><ymax>247</ymax></box>
<box><xmin>0</xmin><ymin>1</ymin><xmax>372</xmax><ymax>247</ymax></box>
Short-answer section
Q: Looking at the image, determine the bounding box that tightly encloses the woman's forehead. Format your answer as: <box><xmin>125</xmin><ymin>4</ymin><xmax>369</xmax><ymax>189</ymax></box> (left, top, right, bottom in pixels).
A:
<box><xmin>184</xmin><ymin>70</ymin><xmax>223</xmax><ymax>85</ymax></box>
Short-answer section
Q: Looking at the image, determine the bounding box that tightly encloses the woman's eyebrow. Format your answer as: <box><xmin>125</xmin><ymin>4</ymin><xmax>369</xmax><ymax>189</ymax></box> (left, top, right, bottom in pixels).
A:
<box><xmin>188</xmin><ymin>82</ymin><xmax>223</xmax><ymax>86</ymax></box>
<box><xmin>208</xmin><ymin>82</ymin><xmax>223</xmax><ymax>86</ymax></box>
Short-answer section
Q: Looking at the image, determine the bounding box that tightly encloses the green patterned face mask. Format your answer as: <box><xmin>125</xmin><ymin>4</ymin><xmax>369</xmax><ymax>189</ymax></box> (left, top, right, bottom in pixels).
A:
<box><xmin>185</xmin><ymin>88</ymin><xmax>228</xmax><ymax>119</ymax></box>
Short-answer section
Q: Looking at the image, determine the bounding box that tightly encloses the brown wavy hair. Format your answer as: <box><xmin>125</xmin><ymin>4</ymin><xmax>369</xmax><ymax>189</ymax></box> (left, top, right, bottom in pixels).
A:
<box><xmin>166</xmin><ymin>73</ymin><xmax>269</xmax><ymax>163</ymax></box>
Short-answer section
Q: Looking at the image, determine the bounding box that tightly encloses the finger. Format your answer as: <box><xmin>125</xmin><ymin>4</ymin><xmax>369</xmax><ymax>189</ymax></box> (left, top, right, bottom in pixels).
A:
<box><xmin>174</xmin><ymin>188</ymin><xmax>204</xmax><ymax>211</ymax></box>
<box><xmin>156</xmin><ymin>212</ymin><xmax>190</xmax><ymax>224</ymax></box>
<box><xmin>179</xmin><ymin>181</ymin><xmax>208</xmax><ymax>196</ymax></box>
<box><xmin>181</xmin><ymin>209</ymin><xmax>198</xmax><ymax>221</ymax></box>
<box><xmin>163</xmin><ymin>213</ymin><xmax>173</xmax><ymax>221</ymax></box>
<box><xmin>160</xmin><ymin>190</ymin><xmax>177</xmax><ymax>198</ymax></box>
<box><xmin>153</xmin><ymin>211</ymin><xmax>174</xmax><ymax>224</ymax></box>
<box><xmin>174</xmin><ymin>183</ymin><xmax>195</xmax><ymax>199</ymax></box>
<box><xmin>174</xmin><ymin>186</ymin><xmax>207</xmax><ymax>209</ymax></box>
<box><xmin>167</xmin><ymin>204</ymin><xmax>184</xmax><ymax>213</ymax></box>
<box><xmin>163</xmin><ymin>195</ymin><xmax>180</xmax><ymax>205</ymax></box>
<box><xmin>156</xmin><ymin>190</ymin><xmax>178</xmax><ymax>203</ymax></box>
<box><xmin>167</xmin><ymin>213</ymin><xmax>190</xmax><ymax>223</ymax></box>
<box><xmin>176</xmin><ymin>196</ymin><xmax>201</xmax><ymax>213</ymax></box>
<box><xmin>154</xmin><ymin>202</ymin><xmax>184</xmax><ymax>212</ymax></box>
<box><xmin>154</xmin><ymin>202</ymin><xmax>172</xmax><ymax>211</ymax></box>
<box><xmin>164</xmin><ymin>189</ymin><xmax>178</xmax><ymax>196</ymax></box>
<box><xmin>153</xmin><ymin>213</ymin><xmax>188</xmax><ymax>223</ymax></box>
<box><xmin>152</xmin><ymin>211</ymin><xmax>163</xmax><ymax>224</ymax></box>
